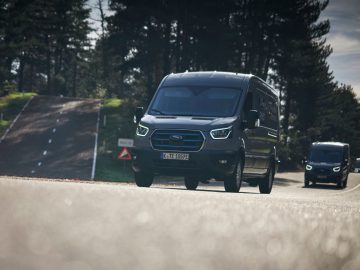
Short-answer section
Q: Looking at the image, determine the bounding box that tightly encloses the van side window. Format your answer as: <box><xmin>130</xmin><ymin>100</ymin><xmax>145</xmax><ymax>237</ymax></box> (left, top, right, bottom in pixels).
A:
<box><xmin>255</xmin><ymin>84</ymin><xmax>278</xmax><ymax>131</ymax></box>
<box><xmin>244</xmin><ymin>92</ymin><xmax>253</xmax><ymax>114</ymax></box>
<box><xmin>265</xmin><ymin>96</ymin><xmax>278</xmax><ymax>131</ymax></box>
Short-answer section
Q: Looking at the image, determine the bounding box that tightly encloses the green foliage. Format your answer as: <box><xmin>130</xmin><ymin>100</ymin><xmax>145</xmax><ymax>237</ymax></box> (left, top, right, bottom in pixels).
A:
<box><xmin>95</xmin><ymin>97</ymin><xmax>136</xmax><ymax>181</ymax></box>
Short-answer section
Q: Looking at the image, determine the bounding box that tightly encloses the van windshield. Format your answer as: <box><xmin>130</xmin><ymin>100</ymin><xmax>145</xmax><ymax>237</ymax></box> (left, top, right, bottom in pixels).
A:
<box><xmin>149</xmin><ymin>86</ymin><xmax>243</xmax><ymax>117</ymax></box>
<box><xmin>309</xmin><ymin>149</ymin><xmax>343</xmax><ymax>163</ymax></box>
<box><xmin>356</xmin><ymin>160</ymin><xmax>360</xmax><ymax>167</ymax></box>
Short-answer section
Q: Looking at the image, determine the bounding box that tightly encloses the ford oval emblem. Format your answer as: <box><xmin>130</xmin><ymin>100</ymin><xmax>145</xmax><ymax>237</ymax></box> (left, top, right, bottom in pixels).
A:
<box><xmin>170</xmin><ymin>135</ymin><xmax>183</xmax><ymax>141</ymax></box>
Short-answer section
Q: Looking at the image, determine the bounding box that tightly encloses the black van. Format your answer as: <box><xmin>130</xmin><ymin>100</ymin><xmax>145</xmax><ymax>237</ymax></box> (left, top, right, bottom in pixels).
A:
<box><xmin>132</xmin><ymin>71</ymin><xmax>280</xmax><ymax>193</ymax></box>
<box><xmin>354</xmin><ymin>158</ymin><xmax>360</xmax><ymax>173</ymax></box>
<box><xmin>304</xmin><ymin>142</ymin><xmax>350</xmax><ymax>188</ymax></box>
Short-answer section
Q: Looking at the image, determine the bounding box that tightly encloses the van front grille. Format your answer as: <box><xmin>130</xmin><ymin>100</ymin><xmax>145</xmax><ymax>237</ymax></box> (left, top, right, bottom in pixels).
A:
<box><xmin>151</xmin><ymin>130</ymin><xmax>204</xmax><ymax>151</ymax></box>
<box><xmin>314</xmin><ymin>168</ymin><xmax>331</xmax><ymax>175</ymax></box>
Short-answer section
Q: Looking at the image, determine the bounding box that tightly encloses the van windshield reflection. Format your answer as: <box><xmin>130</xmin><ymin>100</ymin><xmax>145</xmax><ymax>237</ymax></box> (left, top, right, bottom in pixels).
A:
<box><xmin>149</xmin><ymin>86</ymin><xmax>242</xmax><ymax>117</ymax></box>
<box><xmin>309</xmin><ymin>149</ymin><xmax>342</xmax><ymax>163</ymax></box>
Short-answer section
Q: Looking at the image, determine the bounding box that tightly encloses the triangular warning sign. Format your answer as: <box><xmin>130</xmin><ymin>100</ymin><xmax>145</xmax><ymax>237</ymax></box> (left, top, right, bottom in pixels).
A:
<box><xmin>118</xmin><ymin>147</ymin><xmax>132</xmax><ymax>160</ymax></box>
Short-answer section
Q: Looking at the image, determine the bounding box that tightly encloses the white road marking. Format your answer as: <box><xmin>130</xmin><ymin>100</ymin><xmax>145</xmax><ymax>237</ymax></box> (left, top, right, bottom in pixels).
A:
<box><xmin>334</xmin><ymin>182</ymin><xmax>360</xmax><ymax>195</ymax></box>
<box><xmin>48</xmin><ymin>139</ymin><xmax>52</xmax><ymax>144</ymax></box>
<box><xmin>52</xmin><ymin>128</ymin><xmax>56</xmax><ymax>133</ymax></box>
<box><xmin>0</xmin><ymin>96</ymin><xmax>34</xmax><ymax>143</ymax></box>
<box><xmin>38</xmin><ymin>162</ymin><xmax>42</xmax><ymax>167</ymax></box>
<box><xmin>91</xmin><ymin>103</ymin><xmax>101</xmax><ymax>180</ymax></box>
<box><xmin>43</xmin><ymin>150</ymin><xmax>47</xmax><ymax>156</ymax></box>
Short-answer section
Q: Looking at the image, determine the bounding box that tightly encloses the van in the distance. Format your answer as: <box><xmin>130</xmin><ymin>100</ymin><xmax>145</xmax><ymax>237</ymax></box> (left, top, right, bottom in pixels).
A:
<box><xmin>304</xmin><ymin>142</ymin><xmax>350</xmax><ymax>188</ymax></box>
<box><xmin>132</xmin><ymin>71</ymin><xmax>280</xmax><ymax>193</ymax></box>
<box><xmin>354</xmin><ymin>158</ymin><xmax>360</xmax><ymax>173</ymax></box>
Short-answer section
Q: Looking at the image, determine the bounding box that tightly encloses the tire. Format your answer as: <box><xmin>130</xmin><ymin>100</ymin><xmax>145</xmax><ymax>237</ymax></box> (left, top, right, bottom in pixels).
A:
<box><xmin>135</xmin><ymin>172</ymin><xmax>153</xmax><ymax>187</ymax></box>
<box><xmin>304</xmin><ymin>178</ymin><xmax>309</xmax><ymax>188</ymax></box>
<box><xmin>224</xmin><ymin>157</ymin><xmax>243</xmax><ymax>193</ymax></box>
<box><xmin>337</xmin><ymin>181</ymin><xmax>342</xmax><ymax>189</ymax></box>
<box><xmin>184</xmin><ymin>177</ymin><xmax>199</xmax><ymax>190</ymax></box>
<box><xmin>259</xmin><ymin>164</ymin><xmax>274</xmax><ymax>194</ymax></box>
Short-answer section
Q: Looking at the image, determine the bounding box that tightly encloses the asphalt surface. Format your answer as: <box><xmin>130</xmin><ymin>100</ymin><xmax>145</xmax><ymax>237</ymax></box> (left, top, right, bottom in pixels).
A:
<box><xmin>0</xmin><ymin>96</ymin><xmax>100</xmax><ymax>179</ymax></box>
<box><xmin>1</xmin><ymin>172</ymin><xmax>360</xmax><ymax>270</ymax></box>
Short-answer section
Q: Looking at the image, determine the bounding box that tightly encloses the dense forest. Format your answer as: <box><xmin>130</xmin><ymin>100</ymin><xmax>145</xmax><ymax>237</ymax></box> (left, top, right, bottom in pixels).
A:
<box><xmin>0</xmin><ymin>0</ymin><xmax>360</xmax><ymax>164</ymax></box>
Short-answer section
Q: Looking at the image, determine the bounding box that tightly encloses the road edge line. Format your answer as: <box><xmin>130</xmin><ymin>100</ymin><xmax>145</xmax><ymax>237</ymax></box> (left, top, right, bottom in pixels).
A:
<box><xmin>91</xmin><ymin>101</ymin><xmax>101</xmax><ymax>180</ymax></box>
<box><xmin>0</xmin><ymin>95</ymin><xmax>34</xmax><ymax>144</ymax></box>
<box><xmin>333</xmin><ymin>182</ymin><xmax>360</xmax><ymax>196</ymax></box>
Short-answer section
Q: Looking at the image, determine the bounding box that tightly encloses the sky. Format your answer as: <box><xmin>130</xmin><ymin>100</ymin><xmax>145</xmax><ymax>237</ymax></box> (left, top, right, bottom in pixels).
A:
<box><xmin>88</xmin><ymin>0</ymin><xmax>360</xmax><ymax>97</ymax></box>
<box><xmin>320</xmin><ymin>0</ymin><xmax>360</xmax><ymax>97</ymax></box>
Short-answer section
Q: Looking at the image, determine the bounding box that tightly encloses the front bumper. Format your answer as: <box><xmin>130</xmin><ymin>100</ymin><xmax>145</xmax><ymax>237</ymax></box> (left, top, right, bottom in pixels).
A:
<box><xmin>132</xmin><ymin>147</ymin><xmax>238</xmax><ymax>177</ymax></box>
<box><xmin>305</xmin><ymin>171</ymin><xmax>343</xmax><ymax>183</ymax></box>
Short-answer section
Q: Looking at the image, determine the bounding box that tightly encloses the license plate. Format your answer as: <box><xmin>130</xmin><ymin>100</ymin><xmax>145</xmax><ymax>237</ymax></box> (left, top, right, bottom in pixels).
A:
<box><xmin>161</xmin><ymin>152</ymin><xmax>189</xmax><ymax>161</ymax></box>
<box><xmin>317</xmin><ymin>175</ymin><xmax>327</xmax><ymax>179</ymax></box>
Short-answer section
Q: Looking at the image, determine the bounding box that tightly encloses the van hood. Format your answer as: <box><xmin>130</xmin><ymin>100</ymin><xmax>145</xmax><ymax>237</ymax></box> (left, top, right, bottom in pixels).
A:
<box><xmin>141</xmin><ymin>114</ymin><xmax>237</xmax><ymax>131</ymax></box>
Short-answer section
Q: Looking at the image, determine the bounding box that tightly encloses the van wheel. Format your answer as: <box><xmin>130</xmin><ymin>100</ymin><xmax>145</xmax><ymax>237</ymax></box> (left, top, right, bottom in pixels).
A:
<box><xmin>259</xmin><ymin>164</ymin><xmax>274</xmax><ymax>194</ymax></box>
<box><xmin>184</xmin><ymin>177</ymin><xmax>199</xmax><ymax>190</ymax></box>
<box><xmin>224</xmin><ymin>158</ymin><xmax>243</xmax><ymax>192</ymax></box>
<box><xmin>135</xmin><ymin>172</ymin><xmax>153</xmax><ymax>187</ymax></box>
<box><xmin>304</xmin><ymin>179</ymin><xmax>309</xmax><ymax>188</ymax></box>
<box><xmin>337</xmin><ymin>179</ymin><xmax>343</xmax><ymax>189</ymax></box>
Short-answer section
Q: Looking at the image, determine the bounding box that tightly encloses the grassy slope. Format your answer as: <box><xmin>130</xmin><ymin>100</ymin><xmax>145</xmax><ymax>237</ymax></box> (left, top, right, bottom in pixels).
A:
<box><xmin>95</xmin><ymin>98</ymin><xmax>136</xmax><ymax>182</ymax></box>
<box><xmin>0</xmin><ymin>92</ymin><xmax>37</xmax><ymax>137</ymax></box>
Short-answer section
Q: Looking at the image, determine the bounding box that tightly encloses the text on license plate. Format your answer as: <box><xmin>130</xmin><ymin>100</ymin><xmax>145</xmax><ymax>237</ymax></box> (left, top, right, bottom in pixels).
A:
<box><xmin>161</xmin><ymin>153</ymin><xmax>189</xmax><ymax>160</ymax></box>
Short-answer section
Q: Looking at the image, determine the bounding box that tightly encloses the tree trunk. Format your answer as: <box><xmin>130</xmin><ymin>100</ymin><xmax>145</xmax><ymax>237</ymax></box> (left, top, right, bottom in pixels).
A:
<box><xmin>283</xmin><ymin>83</ymin><xmax>292</xmax><ymax>144</ymax></box>
<box><xmin>162</xmin><ymin>18</ymin><xmax>172</xmax><ymax>76</ymax></box>
<box><xmin>18</xmin><ymin>56</ymin><xmax>25</xmax><ymax>92</ymax></box>
<box><xmin>72</xmin><ymin>57</ymin><xmax>77</xmax><ymax>97</ymax></box>
<box><xmin>46</xmin><ymin>36</ymin><xmax>52</xmax><ymax>95</ymax></box>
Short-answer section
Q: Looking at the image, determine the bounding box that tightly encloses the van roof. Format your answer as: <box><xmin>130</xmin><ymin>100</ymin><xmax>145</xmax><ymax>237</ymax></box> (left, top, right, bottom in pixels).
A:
<box><xmin>162</xmin><ymin>71</ymin><xmax>278</xmax><ymax>96</ymax></box>
<box><xmin>311</xmin><ymin>142</ymin><xmax>349</xmax><ymax>148</ymax></box>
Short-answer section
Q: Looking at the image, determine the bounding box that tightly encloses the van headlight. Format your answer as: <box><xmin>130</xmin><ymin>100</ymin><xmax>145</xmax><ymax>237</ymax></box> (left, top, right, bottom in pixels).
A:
<box><xmin>136</xmin><ymin>123</ymin><xmax>149</xmax><ymax>137</ymax></box>
<box><xmin>333</xmin><ymin>166</ymin><xmax>341</xmax><ymax>172</ymax></box>
<box><xmin>305</xmin><ymin>164</ymin><xmax>312</xmax><ymax>171</ymax></box>
<box><xmin>210</xmin><ymin>126</ymin><xmax>232</xmax><ymax>139</ymax></box>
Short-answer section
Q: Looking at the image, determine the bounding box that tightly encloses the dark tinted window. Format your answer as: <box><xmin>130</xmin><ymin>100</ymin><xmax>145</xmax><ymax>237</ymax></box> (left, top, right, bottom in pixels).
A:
<box><xmin>149</xmin><ymin>86</ymin><xmax>243</xmax><ymax>117</ymax></box>
<box><xmin>255</xmin><ymin>85</ymin><xmax>278</xmax><ymax>130</ymax></box>
<box><xmin>309</xmin><ymin>148</ymin><xmax>343</xmax><ymax>163</ymax></box>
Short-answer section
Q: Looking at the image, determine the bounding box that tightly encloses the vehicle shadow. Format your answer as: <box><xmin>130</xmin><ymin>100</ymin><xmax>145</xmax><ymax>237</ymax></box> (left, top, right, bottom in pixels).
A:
<box><xmin>152</xmin><ymin>185</ymin><xmax>260</xmax><ymax>194</ymax></box>
<box><xmin>273</xmin><ymin>177</ymin><xmax>300</xmax><ymax>187</ymax></box>
<box><xmin>302</xmin><ymin>183</ymin><xmax>341</xmax><ymax>190</ymax></box>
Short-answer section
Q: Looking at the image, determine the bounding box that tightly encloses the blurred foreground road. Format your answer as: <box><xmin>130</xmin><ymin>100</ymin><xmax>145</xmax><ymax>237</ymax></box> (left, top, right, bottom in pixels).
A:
<box><xmin>1</xmin><ymin>172</ymin><xmax>360</xmax><ymax>270</ymax></box>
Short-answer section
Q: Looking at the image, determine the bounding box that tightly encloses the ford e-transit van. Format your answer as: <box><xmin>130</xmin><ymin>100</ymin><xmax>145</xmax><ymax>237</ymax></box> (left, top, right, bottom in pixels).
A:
<box><xmin>304</xmin><ymin>142</ymin><xmax>350</xmax><ymax>188</ymax></box>
<box><xmin>132</xmin><ymin>71</ymin><xmax>280</xmax><ymax>193</ymax></box>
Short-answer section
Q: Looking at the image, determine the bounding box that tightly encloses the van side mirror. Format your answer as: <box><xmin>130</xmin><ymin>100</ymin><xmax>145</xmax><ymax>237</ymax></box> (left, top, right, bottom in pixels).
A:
<box><xmin>134</xmin><ymin>107</ymin><xmax>144</xmax><ymax>124</ymax></box>
<box><xmin>246</xmin><ymin>110</ymin><xmax>260</xmax><ymax>129</ymax></box>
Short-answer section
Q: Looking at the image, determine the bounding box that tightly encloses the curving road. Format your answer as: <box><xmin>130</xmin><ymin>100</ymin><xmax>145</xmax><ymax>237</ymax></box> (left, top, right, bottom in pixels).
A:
<box><xmin>1</xmin><ymin>172</ymin><xmax>360</xmax><ymax>270</ymax></box>
<box><xmin>0</xmin><ymin>96</ymin><xmax>100</xmax><ymax>179</ymax></box>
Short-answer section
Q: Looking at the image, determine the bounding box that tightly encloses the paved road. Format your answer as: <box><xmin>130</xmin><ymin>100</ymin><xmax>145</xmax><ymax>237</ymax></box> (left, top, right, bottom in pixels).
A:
<box><xmin>0</xmin><ymin>96</ymin><xmax>100</xmax><ymax>179</ymax></box>
<box><xmin>1</xmin><ymin>172</ymin><xmax>360</xmax><ymax>270</ymax></box>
